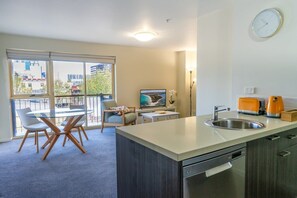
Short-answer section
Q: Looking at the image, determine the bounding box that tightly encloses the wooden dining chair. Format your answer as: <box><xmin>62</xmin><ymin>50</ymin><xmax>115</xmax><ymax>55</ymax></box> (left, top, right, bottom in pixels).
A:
<box><xmin>16</xmin><ymin>108</ymin><xmax>50</xmax><ymax>153</ymax></box>
<box><xmin>61</xmin><ymin>104</ymin><xmax>88</xmax><ymax>146</ymax></box>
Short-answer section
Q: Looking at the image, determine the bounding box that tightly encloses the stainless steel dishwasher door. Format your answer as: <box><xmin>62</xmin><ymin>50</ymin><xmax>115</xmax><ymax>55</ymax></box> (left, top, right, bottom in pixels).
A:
<box><xmin>183</xmin><ymin>144</ymin><xmax>246</xmax><ymax>198</ymax></box>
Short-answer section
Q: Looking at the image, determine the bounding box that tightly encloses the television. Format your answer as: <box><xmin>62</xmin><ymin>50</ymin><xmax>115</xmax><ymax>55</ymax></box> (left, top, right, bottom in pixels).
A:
<box><xmin>140</xmin><ymin>89</ymin><xmax>166</xmax><ymax>109</ymax></box>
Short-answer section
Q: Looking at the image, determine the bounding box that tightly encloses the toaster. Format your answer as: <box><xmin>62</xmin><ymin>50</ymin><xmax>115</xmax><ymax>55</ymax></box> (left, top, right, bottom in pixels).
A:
<box><xmin>238</xmin><ymin>97</ymin><xmax>265</xmax><ymax>115</ymax></box>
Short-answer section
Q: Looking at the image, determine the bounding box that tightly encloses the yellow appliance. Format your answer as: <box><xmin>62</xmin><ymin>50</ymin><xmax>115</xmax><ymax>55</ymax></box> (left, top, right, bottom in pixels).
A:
<box><xmin>237</xmin><ymin>97</ymin><xmax>265</xmax><ymax>115</ymax></box>
<box><xmin>266</xmin><ymin>96</ymin><xmax>284</xmax><ymax>118</ymax></box>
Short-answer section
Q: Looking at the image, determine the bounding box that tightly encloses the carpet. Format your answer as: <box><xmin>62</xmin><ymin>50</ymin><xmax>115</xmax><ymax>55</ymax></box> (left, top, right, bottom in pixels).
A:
<box><xmin>0</xmin><ymin>128</ymin><xmax>117</xmax><ymax>198</ymax></box>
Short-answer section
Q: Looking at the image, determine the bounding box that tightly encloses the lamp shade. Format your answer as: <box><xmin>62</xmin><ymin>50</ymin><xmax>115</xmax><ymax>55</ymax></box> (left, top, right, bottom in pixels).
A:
<box><xmin>134</xmin><ymin>31</ymin><xmax>156</xmax><ymax>42</ymax></box>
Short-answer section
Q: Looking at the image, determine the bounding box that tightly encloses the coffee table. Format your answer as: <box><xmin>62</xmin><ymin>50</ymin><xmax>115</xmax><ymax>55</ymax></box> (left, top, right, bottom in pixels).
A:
<box><xmin>141</xmin><ymin>111</ymin><xmax>180</xmax><ymax>123</ymax></box>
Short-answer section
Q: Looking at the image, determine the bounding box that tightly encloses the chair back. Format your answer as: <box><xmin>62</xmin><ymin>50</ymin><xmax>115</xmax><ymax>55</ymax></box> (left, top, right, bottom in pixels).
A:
<box><xmin>101</xmin><ymin>99</ymin><xmax>117</xmax><ymax>122</ymax></box>
<box><xmin>70</xmin><ymin>104</ymin><xmax>85</xmax><ymax>110</ymax></box>
<box><xmin>70</xmin><ymin>104</ymin><xmax>86</xmax><ymax>122</ymax></box>
<box><xmin>16</xmin><ymin>108</ymin><xmax>40</xmax><ymax>127</ymax></box>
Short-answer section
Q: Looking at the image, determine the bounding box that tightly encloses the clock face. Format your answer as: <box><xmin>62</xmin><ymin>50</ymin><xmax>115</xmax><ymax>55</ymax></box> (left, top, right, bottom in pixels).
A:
<box><xmin>252</xmin><ymin>9</ymin><xmax>283</xmax><ymax>38</ymax></box>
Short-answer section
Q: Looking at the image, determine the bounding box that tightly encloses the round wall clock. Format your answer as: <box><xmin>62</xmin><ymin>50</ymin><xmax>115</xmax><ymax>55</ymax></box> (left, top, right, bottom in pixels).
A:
<box><xmin>252</xmin><ymin>8</ymin><xmax>283</xmax><ymax>38</ymax></box>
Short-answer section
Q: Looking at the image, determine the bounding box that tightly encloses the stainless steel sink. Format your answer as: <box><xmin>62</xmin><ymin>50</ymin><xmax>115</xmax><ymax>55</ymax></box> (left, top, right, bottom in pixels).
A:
<box><xmin>205</xmin><ymin>118</ymin><xmax>265</xmax><ymax>130</ymax></box>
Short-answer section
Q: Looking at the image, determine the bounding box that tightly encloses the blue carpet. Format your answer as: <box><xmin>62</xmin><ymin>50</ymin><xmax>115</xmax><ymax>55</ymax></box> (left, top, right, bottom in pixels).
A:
<box><xmin>0</xmin><ymin>128</ymin><xmax>117</xmax><ymax>198</ymax></box>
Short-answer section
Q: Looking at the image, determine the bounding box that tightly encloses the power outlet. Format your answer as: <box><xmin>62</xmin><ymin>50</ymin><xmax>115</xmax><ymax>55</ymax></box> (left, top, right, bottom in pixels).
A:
<box><xmin>244</xmin><ymin>87</ymin><xmax>255</xmax><ymax>94</ymax></box>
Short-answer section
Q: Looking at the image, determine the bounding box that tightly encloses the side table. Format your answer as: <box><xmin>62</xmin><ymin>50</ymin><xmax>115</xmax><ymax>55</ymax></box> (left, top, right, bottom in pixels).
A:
<box><xmin>141</xmin><ymin>111</ymin><xmax>180</xmax><ymax>123</ymax></box>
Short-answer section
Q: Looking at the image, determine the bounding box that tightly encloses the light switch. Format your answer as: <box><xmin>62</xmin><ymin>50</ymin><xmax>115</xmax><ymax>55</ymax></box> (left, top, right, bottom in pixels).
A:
<box><xmin>244</xmin><ymin>87</ymin><xmax>255</xmax><ymax>94</ymax></box>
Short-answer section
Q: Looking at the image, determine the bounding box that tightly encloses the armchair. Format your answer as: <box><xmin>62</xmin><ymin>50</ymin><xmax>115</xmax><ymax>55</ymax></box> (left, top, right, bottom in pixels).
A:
<box><xmin>101</xmin><ymin>100</ymin><xmax>136</xmax><ymax>132</ymax></box>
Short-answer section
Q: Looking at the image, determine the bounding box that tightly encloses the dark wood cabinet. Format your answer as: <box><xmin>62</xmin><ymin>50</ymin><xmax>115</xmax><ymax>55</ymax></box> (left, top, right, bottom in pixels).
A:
<box><xmin>116</xmin><ymin>133</ymin><xmax>182</xmax><ymax>198</ymax></box>
<box><xmin>246</xmin><ymin>128</ymin><xmax>297</xmax><ymax>198</ymax></box>
<box><xmin>246</xmin><ymin>134</ymin><xmax>279</xmax><ymax>198</ymax></box>
<box><xmin>276</xmin><ymin>144</ymin><xmax>297</xmax><ymax>198</ymax></box>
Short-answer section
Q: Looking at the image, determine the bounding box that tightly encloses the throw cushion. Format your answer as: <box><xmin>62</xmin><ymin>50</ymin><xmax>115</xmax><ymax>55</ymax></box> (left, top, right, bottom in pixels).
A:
<box><xmin>110</xmin><ymin>106</ymin><xmax>131</xmax><ymax>115</ymax></box>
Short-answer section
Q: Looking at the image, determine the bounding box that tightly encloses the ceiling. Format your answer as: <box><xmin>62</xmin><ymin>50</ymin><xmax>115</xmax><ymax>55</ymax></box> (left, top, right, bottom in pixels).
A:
<box><xmin>0</xmin><ymin>0</ymin><xmax>231</xmax><ymax>51</ymax></box>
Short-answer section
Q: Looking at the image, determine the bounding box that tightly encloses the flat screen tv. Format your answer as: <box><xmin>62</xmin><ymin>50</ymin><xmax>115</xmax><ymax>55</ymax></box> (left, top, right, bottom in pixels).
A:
<box><xmin>140</xmin><ymin>89</ymin><xmax>166</xmax><ymax>109</ymax></box>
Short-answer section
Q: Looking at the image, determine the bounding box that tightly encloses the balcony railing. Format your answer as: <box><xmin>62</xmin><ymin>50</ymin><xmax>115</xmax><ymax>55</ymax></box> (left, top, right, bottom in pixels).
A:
<box><xmin>11</xmin><ymin>94</ymin><xmax>112</xmax><ymax>137</ymax></box>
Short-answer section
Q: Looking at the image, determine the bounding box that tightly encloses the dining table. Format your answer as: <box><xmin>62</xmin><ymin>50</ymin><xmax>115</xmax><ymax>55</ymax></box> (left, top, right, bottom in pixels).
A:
<box><xmin>27</xmin><ymin>108</ymin><xmax>92</xmax><ymax>160</ymax></box>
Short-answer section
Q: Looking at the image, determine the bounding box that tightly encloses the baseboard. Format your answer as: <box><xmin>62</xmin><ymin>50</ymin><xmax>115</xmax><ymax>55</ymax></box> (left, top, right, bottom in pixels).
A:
<box><xmin>0</xmin><ymin>137</ymin><xmax>12</xmax><ymax>143</ymax></box>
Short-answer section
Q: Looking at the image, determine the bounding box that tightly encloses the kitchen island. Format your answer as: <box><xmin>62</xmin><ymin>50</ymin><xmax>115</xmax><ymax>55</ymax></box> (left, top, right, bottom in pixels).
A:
<box><xmin>116</xmin><ymin>111</ymin><xmax>297</xmax><ymax>198</ymax></box>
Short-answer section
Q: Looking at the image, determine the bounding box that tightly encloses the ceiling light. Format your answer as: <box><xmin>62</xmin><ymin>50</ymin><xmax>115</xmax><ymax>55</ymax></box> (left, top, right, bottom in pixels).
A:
<box><xmin>134</xmin><ymin>31</ymin><xmax>156</xmax><ymax>42</ymax></box>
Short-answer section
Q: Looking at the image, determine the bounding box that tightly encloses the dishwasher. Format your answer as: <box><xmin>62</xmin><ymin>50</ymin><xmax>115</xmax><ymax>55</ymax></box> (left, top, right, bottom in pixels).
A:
<box><xmin>182</xmin><ymin>143</ymin><xmax>246</xmax><ymax>198</ymax></box>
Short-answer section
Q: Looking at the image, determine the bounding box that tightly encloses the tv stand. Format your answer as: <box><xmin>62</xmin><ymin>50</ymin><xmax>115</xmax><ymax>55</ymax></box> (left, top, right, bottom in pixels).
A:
<box><xmin>136</xmin><ymin>107</ymin><xmax>176</xmax><ymax>124</ymax></box>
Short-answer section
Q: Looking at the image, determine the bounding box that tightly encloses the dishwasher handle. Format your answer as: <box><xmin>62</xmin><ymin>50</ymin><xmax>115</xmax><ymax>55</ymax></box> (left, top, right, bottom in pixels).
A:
<box><xmin>183</xmin><ymin>147</ymin><xmax>246</xmax><ymax>179</ymax></box>
<box><xmin>205</xmin><ymin>162</ymin><xmax>232</xmax><ymax>177</ymax></box>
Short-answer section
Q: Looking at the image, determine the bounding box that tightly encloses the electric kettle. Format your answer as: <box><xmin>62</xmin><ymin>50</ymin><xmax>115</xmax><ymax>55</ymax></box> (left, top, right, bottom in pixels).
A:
<box><xmin>266</xmin><ymin>96</ymin><xmax>284</xmax><ymax>118</ymax></box>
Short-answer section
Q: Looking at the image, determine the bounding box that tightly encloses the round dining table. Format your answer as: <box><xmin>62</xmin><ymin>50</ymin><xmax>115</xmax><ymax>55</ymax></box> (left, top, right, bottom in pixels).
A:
<box><xmin>27</xmin><ymin>108</ymin><xmax>92</xmax><ymax>160</ymax></box>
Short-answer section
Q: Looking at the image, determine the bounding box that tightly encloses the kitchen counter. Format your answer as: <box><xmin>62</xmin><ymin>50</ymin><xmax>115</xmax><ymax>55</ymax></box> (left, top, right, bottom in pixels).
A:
<box><xmin>117</xmin><ymin>111</ymin><xmax>297</xmax><ymax>161</ymax></box>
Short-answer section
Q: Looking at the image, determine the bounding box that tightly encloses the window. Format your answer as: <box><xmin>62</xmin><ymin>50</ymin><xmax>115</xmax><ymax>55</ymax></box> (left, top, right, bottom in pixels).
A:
<box><xmin>52</xmin><ymin>61</ymin><xmax>114</xmax><ymax>126</ymax></box>
<box><xmin>8</xmin><ymin>49</ymin><xmax>116</xmax><ymax>136</ymax></box>
<box><xmin>10</xmin><ymin>60</ymin><xmax>48</xmax><ymax>96</ymax></box>
<box><xmin>86</xmin><ymin>62</ymin><xmax>113</xmax><ymax>95</ymax></box>
<box><xmin>53</xmin><ymin>61</ymin><xmax>84</xmax><ymax>96</ymax></box>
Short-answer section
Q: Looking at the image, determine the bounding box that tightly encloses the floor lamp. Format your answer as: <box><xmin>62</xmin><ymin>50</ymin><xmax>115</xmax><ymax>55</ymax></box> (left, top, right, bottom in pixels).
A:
<box><xmin>189</xmin><ymin>70</ymin><xmax>195</xmax><ymax>116</ymax></box>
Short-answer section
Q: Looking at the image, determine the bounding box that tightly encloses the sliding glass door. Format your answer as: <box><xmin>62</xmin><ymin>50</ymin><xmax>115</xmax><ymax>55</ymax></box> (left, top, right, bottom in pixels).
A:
<box><xmin>53</xmin><ymin>61</ymin><xmax>85</xmax><ymax>125</ymax></box>
<box><xmin>85</xmin><ymin>62</ymin><xmax>113</xmax><ymax>126</ymax></box>
<box><xmin>52</xmin><ymin>61</ymin><xmax>113</xmax><ymax>127</ymax></box>
<box><xmin>8</xmin><ymin>50</ymin><xmax>115</xmax><ymax>137</ymax></box>
<box><xmin>10</xmin><ymin>60</ymin><xmax>50</xmax><ymax>136</ymax></box>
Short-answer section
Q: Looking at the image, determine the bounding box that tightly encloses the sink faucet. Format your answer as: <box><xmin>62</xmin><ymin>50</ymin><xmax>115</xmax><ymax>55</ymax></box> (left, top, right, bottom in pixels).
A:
<box><xmin>213</xmin><ymin>105</ymin><xmax>231</xmax><ymax>121</ymax></box>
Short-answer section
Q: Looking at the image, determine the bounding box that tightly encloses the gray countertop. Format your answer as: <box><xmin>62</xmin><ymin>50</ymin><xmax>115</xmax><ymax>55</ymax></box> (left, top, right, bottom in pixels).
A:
<box><xmin>117</xmin><ymin>111</ymin><xmax>297</xmax><ymax>161</ymax></box>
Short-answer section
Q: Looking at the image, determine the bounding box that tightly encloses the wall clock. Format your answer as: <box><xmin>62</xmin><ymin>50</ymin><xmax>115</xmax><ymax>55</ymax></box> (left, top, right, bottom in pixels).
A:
<box><xmin>252</xmin><ymin>8</ymin><xmax>283</xmax><ymax>38</ymax></box>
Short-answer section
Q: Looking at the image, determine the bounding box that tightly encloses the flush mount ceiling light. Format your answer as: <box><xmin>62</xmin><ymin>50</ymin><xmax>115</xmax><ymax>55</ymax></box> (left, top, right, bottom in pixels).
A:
<box><xmin>134</xmin><ymin>31</ymin><xmax>157</xmax><ymax>42</ymax></box>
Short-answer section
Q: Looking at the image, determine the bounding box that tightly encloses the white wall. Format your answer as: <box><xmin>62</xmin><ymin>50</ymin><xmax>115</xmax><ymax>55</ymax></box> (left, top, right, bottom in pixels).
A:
<box><xmin>0</xmin><ymin>34</ymin><xmax>177</xmax><ymax>142</ymax></box>
<box><xmin>176</xmin><ymin>51</ymin><xmax>197</xmax><ymax>117</ymax></box>
<box><xmin>196</xmin><ymin>5</ymin><xmax>233</xmax><ymax>115</ymax></box>
<box><xmin>0</xmin><ymin>47</ymin><xmax>11</xmax><ymax>142</ymax></box>
<box><xmin>197</xmin><ymin>0</ymin><xmax>297</xmax><ymax>115</ymax></box>
<box><xmin>232</xmin><ymin>0</ymin><xmax>297</xmax><ymax>107</ymax></box>
<box><xmin>176</xmin><ymin>51</ymin><xmax>187</xmax><ymax>117</ymax></box>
